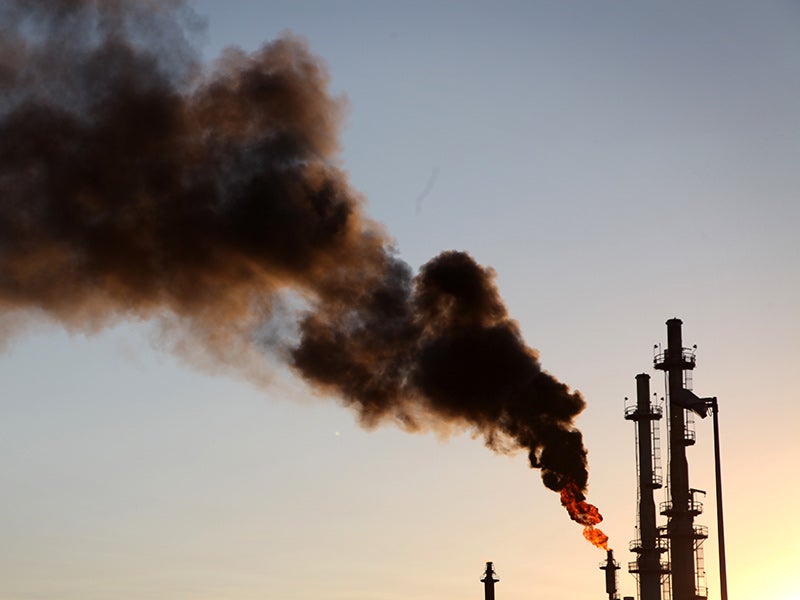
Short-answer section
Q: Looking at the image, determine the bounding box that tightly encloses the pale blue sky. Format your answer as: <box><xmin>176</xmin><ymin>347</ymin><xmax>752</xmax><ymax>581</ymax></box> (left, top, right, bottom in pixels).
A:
<box><xmin>1</xmin><ymin>2</ymin><xmax>799</xmax><ymax>599</ymax></box>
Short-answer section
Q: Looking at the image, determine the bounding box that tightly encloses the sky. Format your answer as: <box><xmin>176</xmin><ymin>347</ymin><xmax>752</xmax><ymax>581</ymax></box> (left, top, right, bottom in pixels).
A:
<box><xmin>1</xmin><ymin>1</ymin><xmax>800</xmax><ymax>599</ymax></box>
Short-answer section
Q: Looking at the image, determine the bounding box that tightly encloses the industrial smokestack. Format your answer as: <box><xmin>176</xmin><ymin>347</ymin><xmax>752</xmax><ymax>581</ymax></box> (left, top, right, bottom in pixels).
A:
<box><xmin>0</xmin><ymin>0</ymin><xmax>605</xmax><ymax>541</ymax></box>
<box><xmin>599</xmin><ymin>549</ymin><xmax>620</xmax><ymax>600</ymax></box>
<box><xmin>625</xmin><ymin>373</ymin><xmax>665</xmax><ymax>600</ymax></box>
<box><xmin>655</xmin><ymin>319</ymin><xmax>706</xmax><ymax>599</ymax></box>
<box><xmin>481</xmin><ymin>561</ymin><xmax>499</xmax><ymax>600</ymax></box>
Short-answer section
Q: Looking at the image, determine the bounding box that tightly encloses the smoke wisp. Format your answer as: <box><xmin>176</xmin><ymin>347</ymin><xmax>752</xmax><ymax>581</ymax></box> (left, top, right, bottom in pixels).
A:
<box><xmin>0</xmin><ymin>0</ymin><xmax>604</xmax><ymax>539</ymax></box>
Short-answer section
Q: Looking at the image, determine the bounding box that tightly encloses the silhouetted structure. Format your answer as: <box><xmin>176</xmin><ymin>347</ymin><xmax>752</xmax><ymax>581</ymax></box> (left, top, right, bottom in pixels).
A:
<box><xmin>625</xmin><ymin>373</ymin><xmax>668</xmax><ymax>600</ymax></box>
<box><xmin>599</xmin><ymin>549</ymin><xmax>620</xmax><ymax>599</ymax></box>
<box><xmin>617</xmin><ymin>319</ymin><xmax>730</xmax><ymax>600</ymax></box>
<box><xmin>481</xmin><ymin>562</ymin><xmax>499</xmax><ymax>600</ymax></box>
<box><xmin>673</xmin><ymin>391</ymin><xmax>728</xmax><ymax>600</ymax></box>
<box><xmin>654</xmin><ymin>319</ymin><xmax>708</xmax><ymax>599</ymax></box>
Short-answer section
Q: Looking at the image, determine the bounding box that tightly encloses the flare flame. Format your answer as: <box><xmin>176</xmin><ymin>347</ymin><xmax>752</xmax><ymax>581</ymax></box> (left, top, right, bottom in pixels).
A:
<box><xmin>560</xmin><ymin>480</ymin><xmax>610</xmax><ymax>550</ymax></box>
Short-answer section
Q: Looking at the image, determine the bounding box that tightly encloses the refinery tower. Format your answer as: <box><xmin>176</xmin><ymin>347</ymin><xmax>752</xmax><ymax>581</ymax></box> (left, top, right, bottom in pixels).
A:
<box><xmin>478</xmin><ymin>320</ymin><xmax>727</xmax><ymax>600</ymax></box>
<box><xmin>619</xmin><ymin>319</ymin><xmax>727</xmax><ymax>600</ymax></box>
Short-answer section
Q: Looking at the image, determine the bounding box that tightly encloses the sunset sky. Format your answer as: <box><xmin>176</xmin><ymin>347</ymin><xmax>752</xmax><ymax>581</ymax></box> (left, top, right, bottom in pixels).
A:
<box><xmin>2</xmin><ymin>2</ymin><xmax>799</xmax><ymax>599</ymax></box>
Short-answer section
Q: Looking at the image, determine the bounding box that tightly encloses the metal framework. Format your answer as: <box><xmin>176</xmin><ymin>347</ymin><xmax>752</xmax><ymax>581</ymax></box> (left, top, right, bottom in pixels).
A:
<box><xmin>625</xmin><ymin>373</ymin><xmax>668</xmax><ymax>600</ymax></box>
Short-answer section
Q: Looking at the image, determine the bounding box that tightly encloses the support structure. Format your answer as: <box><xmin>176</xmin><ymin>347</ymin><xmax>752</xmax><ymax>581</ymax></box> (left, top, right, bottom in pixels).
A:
<box><xmin>654</xmin><ymin>319</ymin><xmax>706</xmax><ymax>600</ymax></box>
<box><xmin>615</xmin><ymin>319</ymin><xmax>725</xmax><ymax>600</ymax></box>
<box><xmin>625</xmin><ymin>373</ymin><xmax>667</xmax><ymax>600</ymax></box>
<box><xmin>672</xmin><ymin>392</ymin><xmax>728</xmax><ymax>600</ymax></box>
<box><xmin>709</xmin><ymin>399</ymin><xmax>728</xmax><ymax>600</ymax></box>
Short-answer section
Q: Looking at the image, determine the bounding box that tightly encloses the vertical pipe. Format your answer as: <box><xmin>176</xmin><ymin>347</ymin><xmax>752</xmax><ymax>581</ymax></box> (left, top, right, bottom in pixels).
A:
<box><xmin>665</xmin><ymin>318</ymin><xmax>695</xmax><ymax>600</ymax></box>
<box><xmin>636</xmin><ymin>374</ymin><xmax>661</xmax><ymax>600</ymax></box>
<box><xmin>604</xmin><ymin>549</ymin><xmax>619</xmax><ymax>599</ymax></box>
<box><xmin>481</xmin><ymin>561</ymin><xmax>499</xmax><ymax>600</ymax></box>
<box><xmin>711</xmin><ymin>400</ymin><xmax>728</xmax><ymax>600</ymax></box>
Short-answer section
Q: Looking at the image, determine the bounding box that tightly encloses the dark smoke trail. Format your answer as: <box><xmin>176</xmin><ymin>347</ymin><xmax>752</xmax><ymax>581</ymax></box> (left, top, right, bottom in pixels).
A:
<box><xmin>0</xmin><ymin>0</ymin><xmax>603</xmax><ymax>535</ymax></box>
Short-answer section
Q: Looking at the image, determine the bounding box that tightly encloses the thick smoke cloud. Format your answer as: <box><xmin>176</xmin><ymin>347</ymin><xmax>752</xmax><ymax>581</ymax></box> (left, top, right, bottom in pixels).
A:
<box><xmin>0</xmin><ymin>0</ymin><xmax>595</xmax><ymax>501</ymax></box>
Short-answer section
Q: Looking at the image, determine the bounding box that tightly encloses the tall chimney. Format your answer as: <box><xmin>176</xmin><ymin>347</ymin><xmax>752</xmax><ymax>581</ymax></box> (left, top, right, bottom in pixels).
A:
<box><xmin>625</xmin><ymin>373</ymin><xmax>665</xmax><ymax>600</ymax></box>
<box><xmin>481</xmin><ymin>561</ymin><xmax>499</xmax><ymax>600</ymax></box>
<box><xmin>599</xmin><ymin>549</ymin><xmax>620</xmax><ymax>600</ymax></box>
<box><xmin>655</xmin><ymin>318</ymin><xmax>707</xmax><ymax>599</ymax></box>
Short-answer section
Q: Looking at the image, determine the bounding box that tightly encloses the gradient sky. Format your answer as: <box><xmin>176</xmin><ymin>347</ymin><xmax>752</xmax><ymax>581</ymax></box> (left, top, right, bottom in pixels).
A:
<box><xmin>2</xmin><ymin>2</ymin><xmax>800</xmax><ymax>599</ymax></box>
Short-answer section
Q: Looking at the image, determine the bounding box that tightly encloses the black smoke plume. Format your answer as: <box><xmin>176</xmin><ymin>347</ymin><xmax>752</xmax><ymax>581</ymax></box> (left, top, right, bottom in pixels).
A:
<box><xmin>0</xmin><ymin>1</ymin><xmax>596</xmax><ymax>507</ymax></box>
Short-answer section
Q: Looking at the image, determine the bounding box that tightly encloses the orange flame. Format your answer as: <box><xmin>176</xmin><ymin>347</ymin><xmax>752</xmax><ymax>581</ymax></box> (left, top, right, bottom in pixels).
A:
<box><xmin>560</xmin><ymin>480</ymin><xmax>610</xmax><ymax>550</ymax></box>
<box><xmin>583</xmin><ymin>525</ymin><xmax>609</xmax><ymax>549</ymax></box>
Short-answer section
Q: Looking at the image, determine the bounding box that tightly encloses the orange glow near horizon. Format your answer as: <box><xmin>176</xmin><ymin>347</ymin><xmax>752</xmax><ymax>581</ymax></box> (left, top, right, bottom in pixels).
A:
<box><xmin>560</xmin><ymin>481</ymin><xmax>610</xmax><ymax>550</ymax></box>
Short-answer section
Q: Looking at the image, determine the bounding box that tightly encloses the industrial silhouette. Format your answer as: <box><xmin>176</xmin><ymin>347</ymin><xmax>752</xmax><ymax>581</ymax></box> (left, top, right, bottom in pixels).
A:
<box><xmin>482</xmin><ymin>320</ymin><xmax>728</xmax><ymax>600</ymax></box>
<box><xmin>1</xmin><ymin>4</ymin><xmax>728</xmax><ymax>598</ymax></box>
<box><xmin>481</xmin><ymin>562</ymin><xmax>499</xmax><ymax>600</ymax></box>
<box><xmin>621</xmin><ymin>318</ymin><xmax>727</xmax><ymax>600</ymax></box>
